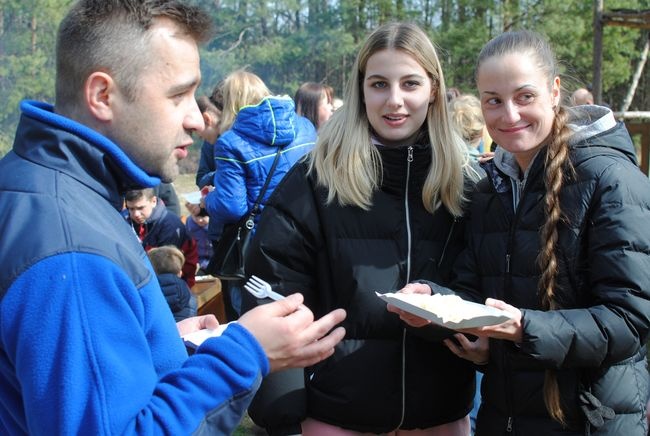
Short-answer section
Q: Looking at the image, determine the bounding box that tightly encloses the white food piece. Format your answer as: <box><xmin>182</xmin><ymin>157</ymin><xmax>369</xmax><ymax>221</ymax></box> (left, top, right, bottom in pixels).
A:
<box><xmin>391</xmin><ymin>293</ymin><xmax>485</xmax><ymax>323</ymax></box>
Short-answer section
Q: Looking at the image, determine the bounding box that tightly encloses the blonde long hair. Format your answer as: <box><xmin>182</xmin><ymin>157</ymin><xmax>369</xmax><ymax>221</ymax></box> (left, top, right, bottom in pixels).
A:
<box><xmin>218</xmin><ymin>70</ymin><xmax>271</xmax><ymax>132</ymax></box>
<box><xmin>308</xmin><ymin>22</ymin><xmax>469</xmax><ymax>216</ymax></box>
<box><xmin>477</xmin><ymin>30</ymin><xmax>574</xmax><ymax>426</ymax></box>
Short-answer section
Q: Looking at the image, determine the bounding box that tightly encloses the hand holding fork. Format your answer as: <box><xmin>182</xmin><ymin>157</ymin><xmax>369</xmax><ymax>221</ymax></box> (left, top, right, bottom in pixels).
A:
<box><xmin>239</xmin><ymin>275</ymin><xmax>346</xmax><ymax>371</ymax></box>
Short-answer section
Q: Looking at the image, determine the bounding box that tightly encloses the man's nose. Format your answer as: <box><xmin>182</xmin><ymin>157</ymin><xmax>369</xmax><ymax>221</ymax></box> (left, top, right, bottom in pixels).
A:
<box><xmin>186</xmin><ymin>99</ymin><xmax>205</xmax><ymax>133</ymax></box>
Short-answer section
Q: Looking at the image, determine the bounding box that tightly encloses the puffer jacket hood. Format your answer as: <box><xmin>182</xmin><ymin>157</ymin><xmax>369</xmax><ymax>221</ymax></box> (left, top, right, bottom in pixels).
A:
<box><xmin>568</xmin><ymin>105</ymin><xmax>637</xmax><ymax>165</ymax></box>
<box><xmin>205</xmin><ymin>95</ymin><xmax>316</xmax><ymax>240</ymax></box>
<box><xmin>17</xmin><ymin>101</ymin><xmax>160</xmax><ymax>199</ymax></box>
<box><xmin>231</xmin><ymin>95</ymin><xmax>302</xmax><ymax>149</ymax></box>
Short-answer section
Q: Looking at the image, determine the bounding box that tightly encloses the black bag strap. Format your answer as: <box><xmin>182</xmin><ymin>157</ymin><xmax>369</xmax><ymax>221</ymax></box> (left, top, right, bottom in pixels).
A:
<box><xmin>246</xmin><ymin>148</ymin><xmax>282</xmax><ymax>223</ymax></box>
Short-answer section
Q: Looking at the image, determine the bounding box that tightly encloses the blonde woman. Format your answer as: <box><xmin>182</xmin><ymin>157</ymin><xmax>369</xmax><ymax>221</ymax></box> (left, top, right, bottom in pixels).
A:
<box><xmin>243</xmin><ymin>22</ymin><xmax>477</xmax><ymax>435</ymax></box>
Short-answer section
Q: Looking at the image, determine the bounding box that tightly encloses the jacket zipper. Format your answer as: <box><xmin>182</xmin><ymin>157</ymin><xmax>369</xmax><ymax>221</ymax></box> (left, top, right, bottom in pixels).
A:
<box><xmin>405</xmin><ymin>145</ymin><xmax>414</xmax><ymax>283</ymax></box>
<box><xmin>503</xmin><ymin>174</ymin><xmax>532</xmax><ymax>434</ymax></box>
<box><xmin>396</xmin><ymin>145</ymin><xmax>414</xmax><ymax>431</ymax></box>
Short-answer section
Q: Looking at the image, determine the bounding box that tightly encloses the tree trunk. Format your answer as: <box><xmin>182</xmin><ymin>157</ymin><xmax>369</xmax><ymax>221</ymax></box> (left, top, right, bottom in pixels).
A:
<box><xmin>620</xmin><ymin>33</ymin><xmax>649</xmax><ymax>113</ymax></box>
<box><xmin>592</xmin><ymin>0</ymin><xmax>604</xmax><ymax>105</ymax></box>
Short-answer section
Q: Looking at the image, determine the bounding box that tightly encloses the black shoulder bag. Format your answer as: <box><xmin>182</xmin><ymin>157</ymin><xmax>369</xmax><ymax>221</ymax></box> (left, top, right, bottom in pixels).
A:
<box><xmin>207</xmin><ymin>149</ymin><xmax>282</xmax><ymax>280</ymax></box>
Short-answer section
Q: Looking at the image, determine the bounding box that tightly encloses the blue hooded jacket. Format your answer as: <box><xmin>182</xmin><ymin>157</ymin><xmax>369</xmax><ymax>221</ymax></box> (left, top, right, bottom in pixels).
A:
<box><xmin>205</xmin><ymin>95</ymin><xmax>316</xmax><ymax>240</ymax></box>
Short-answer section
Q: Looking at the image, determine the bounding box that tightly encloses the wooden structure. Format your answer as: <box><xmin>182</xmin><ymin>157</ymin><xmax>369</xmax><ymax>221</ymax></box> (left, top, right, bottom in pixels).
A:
<box><xmin>592</xmin><ymin>3</ymin><xmax>650</xmax><ymax>104</ymax></box>
<box><xmin>191</xmin><ymin>276</ymin><xmax>227</xmax><ymax>324</ymax></box>
<box><xmin>593</xmin><ymin>2</ymin><xmax>650</xmax><ymax>176</ymax></box>
<box><xmin>625</xmin><ymin>121</ymin><xmax>650</xmax><ymax>176</ymax></box>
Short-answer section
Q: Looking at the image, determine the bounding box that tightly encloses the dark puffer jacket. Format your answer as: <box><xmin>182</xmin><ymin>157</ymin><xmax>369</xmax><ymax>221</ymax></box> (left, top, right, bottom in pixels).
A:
<box><xmin>449</xmin><ymin>112</ymin><xmax>650</xmax><ymax>435</ymax></box>
<box><xmin>123</xmin><ymin>201</ymin><xmax>199</xmax><ymax>288</ymax></box>
<box><xmin>243</xmin><ymin>143</ymin><xmax>476</xmax><ymax>434</ymax></box>
<box><xmin>156</xmin><ymin>273</ymin><xmax>195</xmax><ymax>322</ymax></box>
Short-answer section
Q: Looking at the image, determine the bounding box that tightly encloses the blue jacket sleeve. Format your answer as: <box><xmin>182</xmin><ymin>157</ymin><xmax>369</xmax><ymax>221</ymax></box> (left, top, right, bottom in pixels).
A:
<box><xmin>0</xmin><ymin>252</ymin><xmax>269</xmax><ymax>435</ymax></box>
<box><xmin>205</xmin><ymin>134</ymin><xmax>249</xmax><ymax>233</ymax></box>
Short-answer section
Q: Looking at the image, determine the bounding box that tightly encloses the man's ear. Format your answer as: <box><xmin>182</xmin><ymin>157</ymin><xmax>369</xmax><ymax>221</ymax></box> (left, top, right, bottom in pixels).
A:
<box><xmin>85</xmin><ymin>72</ymin><xmax>116</xmax><ymax>122</ymax></box>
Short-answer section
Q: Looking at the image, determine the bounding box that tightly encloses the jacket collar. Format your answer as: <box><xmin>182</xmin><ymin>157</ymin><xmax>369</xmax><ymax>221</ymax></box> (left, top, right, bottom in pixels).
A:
<box><xmin>376</xmin><ymin>141</ymin><xmax>432</xmax><ymax>198</ymax></box>
<box><xmin>15</xmin><ymin>100</ymin><xmax>160</xmax><ymax>209</ymax></box>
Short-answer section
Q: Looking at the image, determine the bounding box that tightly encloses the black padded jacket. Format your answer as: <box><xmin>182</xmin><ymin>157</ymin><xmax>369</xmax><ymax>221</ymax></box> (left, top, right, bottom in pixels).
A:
<box><xmin>243</xmin><ymin>142</ymin><xmax>476</xmax><ymax>434</ymax></box>
<box><xmin>447</xmin><ymin>118</ymin><xmax>650</xmax><ymax>435</ymax></box>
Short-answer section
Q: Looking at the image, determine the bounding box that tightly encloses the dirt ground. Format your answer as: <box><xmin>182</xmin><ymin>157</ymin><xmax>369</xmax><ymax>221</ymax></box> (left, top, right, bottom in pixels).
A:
<box><xmin>172</xmin><ymin>173</ymin><xmax>200</xmax><ymax>203</ymax></box>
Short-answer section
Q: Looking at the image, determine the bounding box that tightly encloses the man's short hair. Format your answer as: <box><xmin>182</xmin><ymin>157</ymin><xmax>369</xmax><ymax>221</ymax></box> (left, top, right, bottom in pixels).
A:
<box><xmin>148</xmin><ymin>245</ymin><xmax>185</xmax><ymax>275</ymax></box>
<box><xmin>125</xmin><ymin>187</ymin><xmax>156</xmax><ymax>203</ymax></box>
<box><xmin>55</xmin><ymin>0</ymin><xmax>213</xmax><ymax>112</ymax></box>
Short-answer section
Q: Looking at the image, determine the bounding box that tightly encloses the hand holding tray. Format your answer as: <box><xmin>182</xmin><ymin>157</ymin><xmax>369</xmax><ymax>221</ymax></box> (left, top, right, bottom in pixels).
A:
<box><xmin>378</xmin><ymin>292</ymin><xmax>513</xmax><ymax>329</ymax></box>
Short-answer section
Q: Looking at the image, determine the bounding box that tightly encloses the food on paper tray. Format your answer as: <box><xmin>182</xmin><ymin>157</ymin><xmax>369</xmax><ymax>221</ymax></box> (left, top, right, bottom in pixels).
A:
<box><xmin>388</xmin><ymin>293</ymin><xmax>486</xmax><ymax>323</ymax></box>
<box><xmin>376</xmin><ymin>291</ymin><xmax>513</xmax><ymax>329</ymax></box>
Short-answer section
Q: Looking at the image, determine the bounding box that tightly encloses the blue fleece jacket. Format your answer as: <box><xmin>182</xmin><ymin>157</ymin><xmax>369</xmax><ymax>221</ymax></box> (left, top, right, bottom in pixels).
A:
<box><xmin>0</xmin><ymin>101</ymin><xmax>270</xmax><ymax>435</ymax></box>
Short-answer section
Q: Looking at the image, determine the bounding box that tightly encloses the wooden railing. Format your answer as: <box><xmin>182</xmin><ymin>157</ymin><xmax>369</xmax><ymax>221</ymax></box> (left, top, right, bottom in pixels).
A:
<box><xmin>625</xmin><ymin>121</ymin><xmax>650</xmax><ymax>176</ymax></box>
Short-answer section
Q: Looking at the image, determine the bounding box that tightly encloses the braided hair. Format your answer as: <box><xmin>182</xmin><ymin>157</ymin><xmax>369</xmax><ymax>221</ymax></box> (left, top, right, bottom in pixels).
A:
<box><xmin>477</xmin><ymin>30</ymin><xmax>573</xmax><ymax>426</ymax></box>
<box><xmin>538</xmin><ymin>105</ymin><xmax>574</xmax><ymax>425</ymax></box>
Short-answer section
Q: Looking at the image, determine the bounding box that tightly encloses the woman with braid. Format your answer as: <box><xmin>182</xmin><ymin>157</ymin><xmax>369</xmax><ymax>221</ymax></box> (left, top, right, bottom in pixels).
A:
<box><xmin>390</xmin><ymin>30</ymin><xmax>650</xmax><ymax>435</ymax></box>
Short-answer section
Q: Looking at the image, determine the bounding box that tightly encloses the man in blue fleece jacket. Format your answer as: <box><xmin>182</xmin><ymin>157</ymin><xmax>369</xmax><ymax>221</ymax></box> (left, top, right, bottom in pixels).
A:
<box><xmin>0</xmin><ymin>1</ymin><xmax>346</xmax><ymax>435</ymax></box>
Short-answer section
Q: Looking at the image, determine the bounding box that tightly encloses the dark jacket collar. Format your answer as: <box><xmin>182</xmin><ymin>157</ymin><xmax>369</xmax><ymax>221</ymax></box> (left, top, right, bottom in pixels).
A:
<box><xmin>377</xmin><ymin>142</ymin><xmax>431</xmax><ymax>199</ymax></box>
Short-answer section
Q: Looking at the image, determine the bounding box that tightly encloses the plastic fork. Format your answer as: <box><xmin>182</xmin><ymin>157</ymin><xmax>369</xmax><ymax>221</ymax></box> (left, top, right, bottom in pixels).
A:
<box><xmin>244</xmin><ymin>275</ymin><xmax>287</xmax><ymax>302</ymax></box>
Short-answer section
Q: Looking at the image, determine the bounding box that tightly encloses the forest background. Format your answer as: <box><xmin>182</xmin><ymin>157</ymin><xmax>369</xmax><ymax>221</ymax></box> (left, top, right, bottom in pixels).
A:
<box><xmin>1</xmin><ymin>0</ymin><xmax>649</xmax><ymax>171</ymax></box>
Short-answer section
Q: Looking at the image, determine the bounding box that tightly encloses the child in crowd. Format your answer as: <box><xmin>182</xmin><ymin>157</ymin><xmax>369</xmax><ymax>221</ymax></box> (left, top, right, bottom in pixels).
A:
<box><xmin>123</xmin><ymin>187</ymin><xmax>198</xmax><ymax>287</ymax></box>
<box><xmin>185</xmin><ymin>201</ymin><xmax>213</xmax><ymax>275</ymax></box>
<box><xmin>148</xmin><ymin>245</ymin><xmax>197</xmax><ymax>322</ymax></box>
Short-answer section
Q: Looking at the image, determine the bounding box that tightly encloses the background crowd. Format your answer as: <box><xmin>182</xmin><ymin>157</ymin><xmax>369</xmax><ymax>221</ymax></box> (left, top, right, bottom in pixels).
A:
<box><xmin>0</xmin><ymin>1</ymin><xmax>648</xmax><ymax>435</ymax></box>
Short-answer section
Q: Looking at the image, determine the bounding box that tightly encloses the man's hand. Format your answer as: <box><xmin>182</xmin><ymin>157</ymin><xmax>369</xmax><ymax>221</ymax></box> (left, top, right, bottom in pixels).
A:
<box><xmin>176</xmin><ymin>314</ymin><xmax>220</xmax><ymax>337</ymax></box>
<box><xmin>238</xmin><ymin>293</ymin><xmax>346</xmax><ymax>372</ymax></box>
